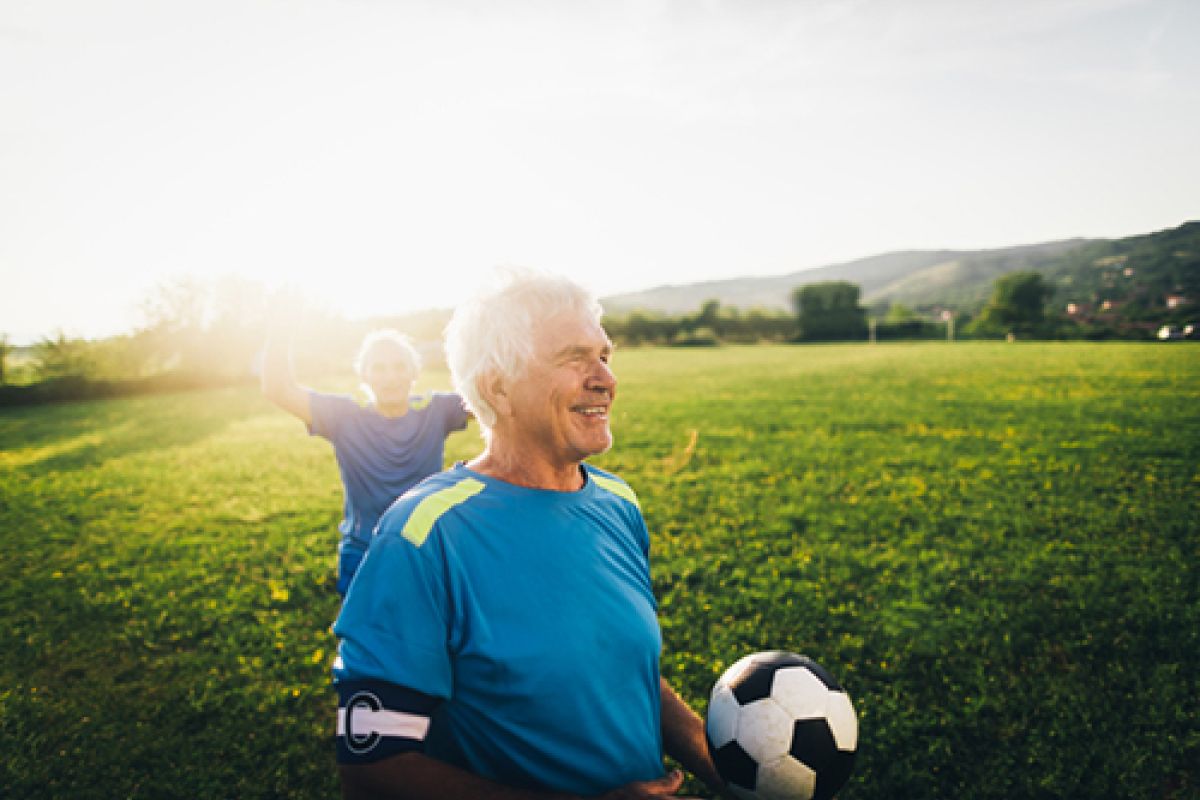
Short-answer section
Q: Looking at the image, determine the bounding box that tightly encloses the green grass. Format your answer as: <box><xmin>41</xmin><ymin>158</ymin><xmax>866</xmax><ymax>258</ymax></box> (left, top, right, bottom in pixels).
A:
<box><xmin>1</xmin><ymin>344</ymin><xmax>1197</xmax><ymax>799</ymax></box>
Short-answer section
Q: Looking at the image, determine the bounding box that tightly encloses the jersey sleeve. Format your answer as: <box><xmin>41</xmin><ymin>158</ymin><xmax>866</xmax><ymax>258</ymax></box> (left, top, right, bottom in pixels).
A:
<box><xmin>307</xmin><ymin>391</ymin><xmax>357</xmax><ymax>441</ymax></box>
<box><xmin>437</xmin><ymin>392</ymin><xmax>471</xmax><ymax>434</ymax></box>
<box><xmin>634</xmin><ymin>507</ymin><xmax>652</xmax><ymax>561</ymax></box>
<box><xmin>332</xmin><ymin>507</ymin><xmax>456</xmax><ymax>763</ymax></box>
<box><xmin>590</xmin><ymin>467</ymin><xmax>652</xmax><ymax>560</ymax></box>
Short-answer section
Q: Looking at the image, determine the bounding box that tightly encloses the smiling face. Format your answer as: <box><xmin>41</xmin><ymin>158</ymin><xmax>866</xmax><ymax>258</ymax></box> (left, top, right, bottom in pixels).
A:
<box><xmin>361</xmin><ymin>339</ymin><xmax>416</xmax><ymax>413</ymax></box>
<box><xmin>498</xmin><ymin>309</ymin><xmax>617</xmax><ymax>473</ymax></box>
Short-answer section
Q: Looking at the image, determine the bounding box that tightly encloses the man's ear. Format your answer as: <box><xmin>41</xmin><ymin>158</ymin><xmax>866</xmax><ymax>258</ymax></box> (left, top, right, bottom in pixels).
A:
<box><xmin>478</xmin><ymin>371</ymin><xmax>512</xmax><ymax>418</ymax></box>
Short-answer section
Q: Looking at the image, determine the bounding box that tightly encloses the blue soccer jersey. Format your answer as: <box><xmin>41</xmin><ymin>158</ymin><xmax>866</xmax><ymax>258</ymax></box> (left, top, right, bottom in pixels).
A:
<box><xmin>332</xmin><ymin>463</ymin><xmax>665</xmax><ymax>794</ymax></box>
<box><xmin>308</xmin><ymin>391</ymin><xmax>470</xmax><ymax>545</ymax></box>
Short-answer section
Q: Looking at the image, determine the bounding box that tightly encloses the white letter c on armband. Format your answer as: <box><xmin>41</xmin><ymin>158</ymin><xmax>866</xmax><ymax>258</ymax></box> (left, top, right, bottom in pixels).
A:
<box><xmin>341</xmin><ymin>691</ymin><xmax>383</xmax><ymax>755</ymax></box>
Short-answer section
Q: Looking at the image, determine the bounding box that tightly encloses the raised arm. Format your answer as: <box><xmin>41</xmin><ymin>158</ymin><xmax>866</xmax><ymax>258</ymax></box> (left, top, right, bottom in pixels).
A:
<box><xmin>261</xmin><ymin>307</ymin><xmax>313</xmax><ymax>426</ymax></box>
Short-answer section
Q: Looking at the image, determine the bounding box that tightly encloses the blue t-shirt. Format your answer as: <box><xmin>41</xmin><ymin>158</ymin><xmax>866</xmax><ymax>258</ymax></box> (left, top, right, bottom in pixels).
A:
<box><xmin>309</xmin><ymin>391</ymin><xmax>469</xmax><ymax>545</ymax></box>
<box><xmin>332</xmin><ymin>463</ymin><xmax>665</xmax><ymax>794</ymax></box>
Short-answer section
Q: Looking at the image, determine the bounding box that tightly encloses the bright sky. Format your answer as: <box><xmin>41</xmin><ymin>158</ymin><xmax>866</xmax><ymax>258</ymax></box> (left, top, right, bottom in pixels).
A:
<box><xmin>2</xmin><ymin>0</ymin><xmax>1198</xmax><ymax>344</ymax></box>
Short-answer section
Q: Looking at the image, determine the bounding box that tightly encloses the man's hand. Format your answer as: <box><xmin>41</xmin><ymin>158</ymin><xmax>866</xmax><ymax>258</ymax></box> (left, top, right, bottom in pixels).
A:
<box><xmin>260</xmin><ymin>291</ymin><xmax>313</xmax><ymax>425</ymax></box>
<box><xmin>597</xmin><ymin>770</ymin><xmax>702</xmax><ymax>799</ymax></box>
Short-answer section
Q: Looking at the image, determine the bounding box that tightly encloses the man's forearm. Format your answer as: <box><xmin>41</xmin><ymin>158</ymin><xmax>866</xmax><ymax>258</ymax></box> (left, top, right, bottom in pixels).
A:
<box><xmin>342</xmin><ymin>749</ymin><xmax>698</xmax><ymax>800</ymax></box>
<box><xmin>260</xmin><ymin>320</ymin><xmax>312</xmax><ymax>423</ymax></box>
<box><xmin>659</xmin><ymin>678</ymin><xmax>725</xmax><ymax>791</ymax></box>
<box><xmin>341</xmin><ymin>752</ymin><xmax>575</xmax><ymax>800</ymax></box>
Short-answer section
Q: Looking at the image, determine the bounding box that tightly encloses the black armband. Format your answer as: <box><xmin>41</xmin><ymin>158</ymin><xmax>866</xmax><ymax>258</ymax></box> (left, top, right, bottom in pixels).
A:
<box><xmin>336</xmin><ymin>680</ymin><xmax>441</xmax><ymax>764</ymax></box>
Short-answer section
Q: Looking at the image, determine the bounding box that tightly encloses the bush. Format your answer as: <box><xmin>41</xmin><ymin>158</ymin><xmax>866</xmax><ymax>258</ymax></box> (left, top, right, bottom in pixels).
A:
<box><xmin>671</xmin><ymin>327</ymin><xmax>721</xmax><ymax>347</ymax></box>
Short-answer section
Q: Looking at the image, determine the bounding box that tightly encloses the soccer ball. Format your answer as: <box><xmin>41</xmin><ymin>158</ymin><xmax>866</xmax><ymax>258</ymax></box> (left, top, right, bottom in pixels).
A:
<box><xmin>706</xmin><ymin>651</ymin><xmax>858</xmax><ymax>800</ymax></box>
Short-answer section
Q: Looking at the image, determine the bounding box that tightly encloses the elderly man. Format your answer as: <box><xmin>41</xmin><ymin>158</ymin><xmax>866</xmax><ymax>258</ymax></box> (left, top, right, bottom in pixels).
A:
<box><xmin>331</xmin><ymin>269</ymin><xmax>724</xmax><ymax>799</ymax></box>
<box><xmin>262</xmin><ymin>319</ymin><xmax>470</xmax><ymax>596</ymax></box>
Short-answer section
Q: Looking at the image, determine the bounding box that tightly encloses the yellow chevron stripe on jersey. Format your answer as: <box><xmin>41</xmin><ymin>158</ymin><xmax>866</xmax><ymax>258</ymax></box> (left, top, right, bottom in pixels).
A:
<box><xmin>402</xmin><ymin>478</ymin><xmax>485</xmax><ymax>547</ymax></box>
<box><xmin>592</xmin><ymin>474</ymin><xmax>640</xmax><ymax>508</ymax></box>
<box><xmin>409</xmin><ymin>395</ymin><xmax>432</xmax><ymax>411</ymax></box>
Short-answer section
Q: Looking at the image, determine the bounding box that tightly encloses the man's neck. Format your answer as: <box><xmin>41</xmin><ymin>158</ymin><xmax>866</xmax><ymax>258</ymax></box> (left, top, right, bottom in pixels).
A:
<box><xmin>467</xmin><ymin>446</ymin><xmax>584</xmax><ymax>492</ymax></box>
<box><xmin>374</xmin><ymin>400</ymin><xmax>409</xmax><ymax>419</ymax></box>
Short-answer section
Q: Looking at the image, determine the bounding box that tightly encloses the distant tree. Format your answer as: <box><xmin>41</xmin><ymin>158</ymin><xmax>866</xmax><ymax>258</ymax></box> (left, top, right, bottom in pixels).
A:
<box><xmin>610</xmin><ymin>309</ymin><xmax>691</xmax><ymax>345</ymax></box>
<box><xmin>606</xmin><ymin>304</ymin><xmax>799</xmax><ymax>345</ymax></box>
<box><xmin>138</xmin><ymin>276</ymin><xmax>270</xmax><ymax>378</ymax></box>
<box><xmin>743</xmin><ymin>308</ymin><xmax>796</xmax><ymax>342</ymax></box>
<box><xmin>884</xmin><ymin>303</ymin><xmax>919</xmax><ymax>322</ymax></box>
<box><xmin>697</xmin><ymin>299</ymin><xmax>721</xmax><ymax>329</ymax></box>
<box><xmin>671</xmin><ymin>326</ymin><xmax>720</xmax><ymax>347</ymax></box>
<box><xmin>33</xmin><ymin>332</ymin><xmax>92</xmax><ymax>379</ymax></box>
<box><xmin>610</xmin><ymin>311</ymin><xmax>647</xmax><ymax>345</ymax></box>
<box><xmin>971</xmin><ymin>271</ymin><xmax>1053</xmax><ymax>337</ymax></box>
<box><xmin>791</xmin><ymin>281</ymin><xmax>869</xmax><ymax>341</ymax></box>
<box><xmin>0</xmin><ymin>334</ymin><xmax>9</xmax><ymax>385</ymax></box>
<box><xmin>138</xmin><ymin>277</ymin><xmax>209</xmax><ymax>373</ymax></box>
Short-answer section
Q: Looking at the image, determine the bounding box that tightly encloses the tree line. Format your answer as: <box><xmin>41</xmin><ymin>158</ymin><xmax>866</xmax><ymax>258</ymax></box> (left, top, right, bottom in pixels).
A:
<box><xmin>0</xmin><ymin>278</ymin><xmax>406</xmax><ymax>406</ymax></box>
<box><xmin>2</xmin><ymin>270</ymin><xmax>1191</xmax><ymax>406</ymax></box>
<box><xmin>604</xmin><ymin>273</ymin><xmax>1054</xmax><ymax>345</ymax></box>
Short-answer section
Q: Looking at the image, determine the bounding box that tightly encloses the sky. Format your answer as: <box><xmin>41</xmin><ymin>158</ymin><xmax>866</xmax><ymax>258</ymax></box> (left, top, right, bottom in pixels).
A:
<box><xmin>2</xmin><ymin>0</ymin><xmax>1198</xmax><ymax>344</ymax></box>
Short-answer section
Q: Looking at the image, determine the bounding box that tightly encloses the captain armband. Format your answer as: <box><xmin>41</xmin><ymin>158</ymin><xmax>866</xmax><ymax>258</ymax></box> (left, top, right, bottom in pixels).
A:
<box><xmin>335</xmin><ymin>680</ymin><xmax>441</xmax><ymax>765</ymax></box>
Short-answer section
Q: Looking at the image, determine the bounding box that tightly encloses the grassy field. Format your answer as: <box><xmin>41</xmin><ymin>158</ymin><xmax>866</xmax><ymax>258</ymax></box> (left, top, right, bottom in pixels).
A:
<box><xmin>1</xmin><ymin>342</ymin><xmax>1196</xmax><ymax>799</ymax></box>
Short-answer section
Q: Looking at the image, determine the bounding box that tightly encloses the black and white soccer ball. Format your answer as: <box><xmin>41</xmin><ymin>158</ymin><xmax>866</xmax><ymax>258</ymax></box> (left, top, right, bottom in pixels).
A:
<box><xmin>706</xmin><ymin>651</ymin><xmax>858</xmax><ymax>800</ymax></box>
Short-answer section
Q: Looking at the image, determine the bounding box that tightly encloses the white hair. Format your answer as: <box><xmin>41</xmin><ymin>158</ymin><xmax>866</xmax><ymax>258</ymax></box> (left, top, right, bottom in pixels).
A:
<box><xmin>354</xmin><ymin>329</ymin><xmax>422</xmax><ymax>378</ymax></box>
<box><xmin>444</xmin><ymin>267</ymin><xmax>603</xmax><ymax>435</ymax></box>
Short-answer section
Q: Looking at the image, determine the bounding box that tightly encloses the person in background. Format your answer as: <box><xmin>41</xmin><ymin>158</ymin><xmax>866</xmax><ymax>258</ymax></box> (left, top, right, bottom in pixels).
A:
<box><xmin>331</xmin><ymin>268</ymin><xmax>726</xmax><ymax>799</ymax></box>
<box><xmin>261</xmin><ymin>315</ymin><xmax>470</xmax><ymax>596</ymax></box>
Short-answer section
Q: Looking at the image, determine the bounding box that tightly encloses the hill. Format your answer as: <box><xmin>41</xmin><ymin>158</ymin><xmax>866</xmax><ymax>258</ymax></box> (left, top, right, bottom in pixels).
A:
<box><xmin>601</xmin><ymin>221</ymin><xmax>1199</xmax><ymax>318</ymax></box>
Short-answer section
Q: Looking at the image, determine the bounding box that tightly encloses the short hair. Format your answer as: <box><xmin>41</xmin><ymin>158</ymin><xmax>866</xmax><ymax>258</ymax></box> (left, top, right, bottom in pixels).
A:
<box><xmin>354</xmin><ymin>329</ymin><xmax>422</xmax><ymax>379</ymax></box>
<box><xmin>444</xmin><ymin>267</ymin><xmax>603</xmax><ymax>435</ymax></box>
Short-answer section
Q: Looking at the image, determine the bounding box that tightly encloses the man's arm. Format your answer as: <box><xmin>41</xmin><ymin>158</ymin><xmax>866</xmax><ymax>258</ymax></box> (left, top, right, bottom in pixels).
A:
<box><xmin>260</xmin><ymin>309</ymin><xmax>313</xmax><ymax>426</ymax></box>
<box><xmin>659</xmin><ymin>678</ymin><xmax>727</xmax><ymax>795</ymax></box>
<box><xmin>341</xmin><ymin>752</ymin><xmax>695</xmax><ymax>800</ymax></box>
<box><xmin>342</xmin><ymin>752</ymin><xmax>569</xmax><ymax>800</ymax></box>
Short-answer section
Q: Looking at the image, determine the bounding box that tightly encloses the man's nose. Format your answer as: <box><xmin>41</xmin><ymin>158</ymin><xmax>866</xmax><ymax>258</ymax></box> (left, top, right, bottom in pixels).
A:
<box><xmin>587</xmin><ymin>359</ymin><xmax>616</xmax><ymax>393</ymax></box>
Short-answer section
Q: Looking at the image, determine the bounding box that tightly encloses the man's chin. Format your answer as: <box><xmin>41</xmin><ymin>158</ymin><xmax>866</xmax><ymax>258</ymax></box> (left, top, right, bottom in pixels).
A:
<box><xmin>584</xmin><ymin>435</ymin><xmax>613</xmax><ymax>458</ymax></box>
